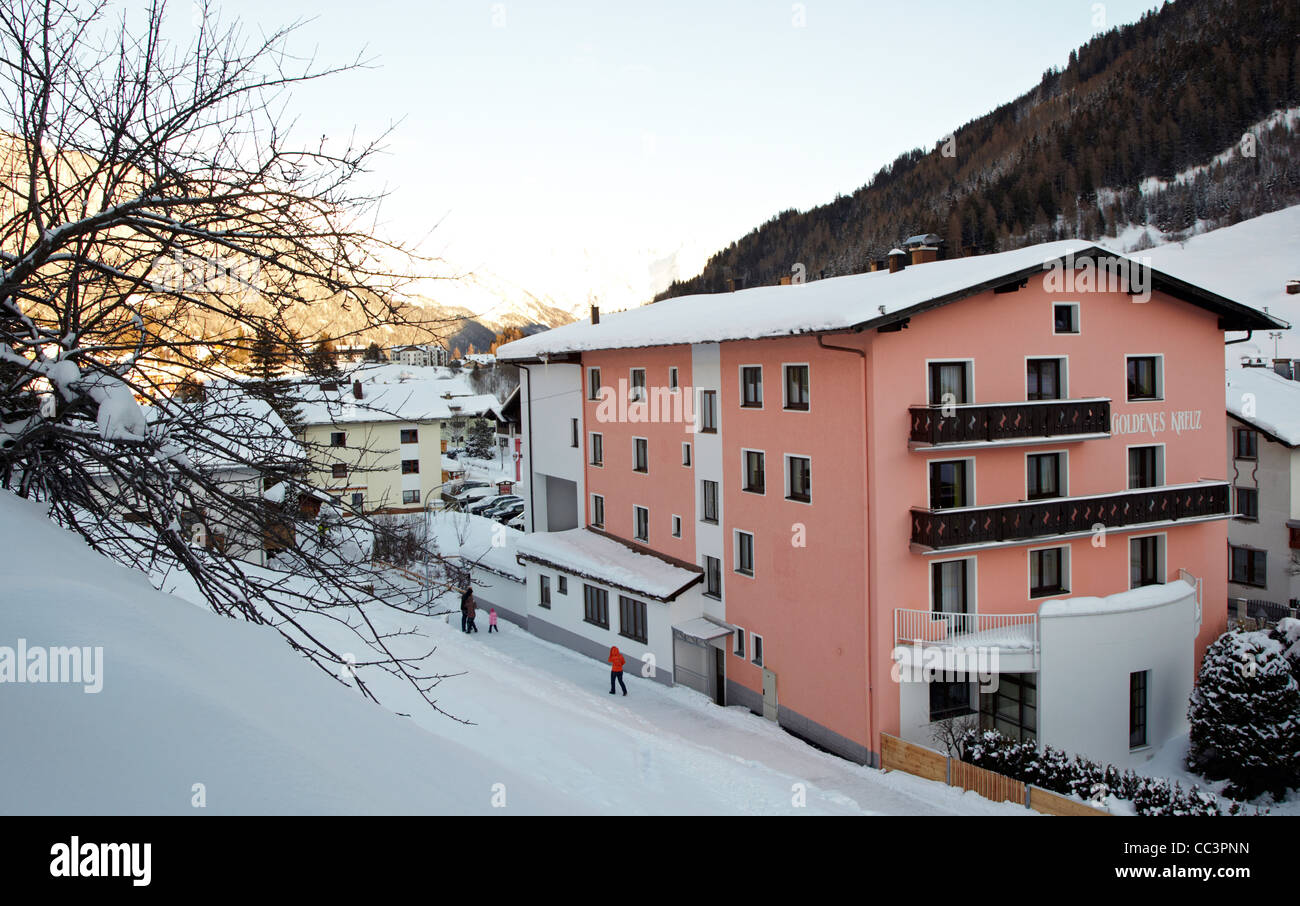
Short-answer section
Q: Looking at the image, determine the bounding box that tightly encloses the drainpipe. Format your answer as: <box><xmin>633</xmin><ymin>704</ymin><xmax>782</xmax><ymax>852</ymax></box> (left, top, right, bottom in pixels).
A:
<box><xmin>817</xmin><ymin>333</ymin><xmax>877</xmax><ymax>767</ymax></box>
<box><xmin>517</xmin><ymin>363</ymin><xmax>537</xmax><ymax>534</ymax></box>
<box><xmin>1225</xmin><ymin>330</ymin><xmax>1253</xmax><ymax>346</ymax></box>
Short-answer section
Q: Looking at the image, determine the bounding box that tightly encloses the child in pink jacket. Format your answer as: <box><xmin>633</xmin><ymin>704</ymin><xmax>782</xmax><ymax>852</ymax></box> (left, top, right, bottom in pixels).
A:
<box><xmin>488</xmin><ymin>607</ymin><xmax>498</xmax><ymax>633</ymax></box>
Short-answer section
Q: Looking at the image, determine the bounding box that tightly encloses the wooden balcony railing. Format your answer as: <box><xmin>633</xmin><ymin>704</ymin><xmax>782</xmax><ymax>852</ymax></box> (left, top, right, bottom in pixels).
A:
<box><xmin>909</xmin><ymin>398</ymin><xmax>1110</xmax><ymax>447</ymax></box>
<box><xmin>911</xmin><ymin>481</ymin><xmax>1231</xmax><ymax>551</ymax></box>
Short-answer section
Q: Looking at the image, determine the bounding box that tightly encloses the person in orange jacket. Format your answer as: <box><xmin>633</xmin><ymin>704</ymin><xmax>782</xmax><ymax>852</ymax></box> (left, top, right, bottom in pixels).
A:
<box><xmin>608</xmin><ymin>646</ymin><xmax>627</xmax><ymax>696</ymax></box>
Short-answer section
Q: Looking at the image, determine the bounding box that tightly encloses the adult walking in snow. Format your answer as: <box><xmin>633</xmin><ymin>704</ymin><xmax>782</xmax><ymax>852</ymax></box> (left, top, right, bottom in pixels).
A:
<box><xmin>608</xmin><ymin>646</ymin><xmax>627</xmax><ymax>696</ymax></box>
<box><xmin>459</xmin><ymin>586</ymin><xmax>471</xmax><ymax>633</ymax></box>
<box><xmin>466</xmin><ymin>596</ymin><xmax>479</xmax><ymax>633</ymax></box>
<box><xmin>488</xmin><ymin>607</ymin><xmax>498</xmax><ymax>633</ymax></box>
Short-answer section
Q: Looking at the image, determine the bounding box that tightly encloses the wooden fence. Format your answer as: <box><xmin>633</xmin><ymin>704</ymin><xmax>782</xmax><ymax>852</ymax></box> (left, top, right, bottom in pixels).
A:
<box><xmin>880</xmin><ymin>733</ymin><xmax>1109</xmax><ymax>816</ymax></box>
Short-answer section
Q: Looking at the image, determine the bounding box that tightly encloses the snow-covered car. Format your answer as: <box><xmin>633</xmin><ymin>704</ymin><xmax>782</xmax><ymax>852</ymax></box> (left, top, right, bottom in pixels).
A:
<box><xmin>506</xmin><ymin>512</ymin><xmax>525</xmax><ymax>531</ymax></box>
<box><xmin>468</xmin><ymin>493</ymin><xmax>520</xmax><ymax>516</ymax></box>
<box><xmin>447</xmin><ymin>481</ymin><xmax>492</xmax><ymax>509</ymax></box>
<box><xmin>488</xmin><ymin>501</ymin><xmax>524</xmax><ymax>523</ymax></box>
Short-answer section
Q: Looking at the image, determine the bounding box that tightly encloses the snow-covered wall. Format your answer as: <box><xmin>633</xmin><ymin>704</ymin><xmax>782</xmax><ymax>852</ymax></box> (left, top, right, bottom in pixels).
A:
<box><xmin>519</xmin><ymin>363</ymin><xmax>585</xmax><ymax>532</ymax></box>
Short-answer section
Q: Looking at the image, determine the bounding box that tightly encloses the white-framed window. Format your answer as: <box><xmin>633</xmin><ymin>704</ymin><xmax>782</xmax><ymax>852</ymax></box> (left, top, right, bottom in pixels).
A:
<box><xmin>1026</xmin><ymin>356</ymin><xmax>1067</xmax><ymax>401</ymax></box>
<box><xmin>589</xmin><ymin>432</ymin><xmax>604</xmax><ymax>467</ymax></box>
<box><xmin>588</xmin><ymin>367</ymin><xmax>602</xmax><ymax>401</ymax></box>
<box><xmin>1025</xmin><ymin>450</ymin><xmax>1067</xmax><ymax>500</ymax></box>
<box><xmin>1125</xmin><ymin>354</ymin><xmax>1164</xmax><ymax>402</ymax></box>
<box><xmin>1126</xmin><ymin>443</ymin><xmax>1165</xmax><ymax>489</ymax></box>
<box><xmin>402</xmin><ymin>489</ymin><xmax>420</xmax><ymax>505</ymax></box>
<box><xmin>701</xmin><ymin>479</ymin><xmax>719</xmax><ymax>524</ymax></box>
<box><xmin>1028</xmin><ymin>544</ymin><xmax>1071</xmax><ymax>599</ymax></box>
<box><xmin>926</xmin><ymin>359</ymin><xmax>974</xmax><ymax>406</ymax></box>
<box><xmin>751</xmin><ymin>633</ymin><xmax>764</xmax><ymax>667</ymax></box>
<box><xmin>734</xmin><ymin>530</ymin><xmax>755</xmax><ymax>577</ymax></box>
<box><xmin>704</xmin><ymin>556</ymin><xmax>722</xmax><ymax>600</ymax></box>
<box><xmin>928</xmin><ymin>457</ymin><xmax>974</xmax><ymax>509</ymax></box>
<box><xmin>1052</xmin><ymin>301</ymin><xmax>1080</xmax><ymax>335</ymax></box>
<box><xmin>733</xmin><ymin>626</ymin><xmax>745</xmax><ymax>658</ymax></box>
<box><xmin>682</xmin><ymin>442</ymin><xmax>692</xmax><ymax>467</ymax></box>
<box><xmin>590</xmin><ymin>493</ymin><xmax>605</xmax><ymax>529</ymax></box>
<box><xmin>629</xmin><ymin>368</ymin><xmax>647</xmax><ymax>402</ymax></box>
<box><xmin>634</xmin><ymin>505</ymin><xmax>649</xmax><ymax>542</ymax></box>
<box><xmin>785</xmin><ymin>454</ymin><xmax>811</xmax><ymax>503</ymax></box>
<box><xmin>671</xmin><ymin>515</ymin><xmax>681</xmax><ymax>538</ymax></box>
<box><xmin>783</xmin><ymin>363</ymin><xmax>810</xmax><ymax>411</ymax></box>
<box><xmin>633</xmin><ymin>436</ymin><xmax>648</xmax><ymax>473</ymax></box>
<box><xmin>740</xmin><ymin>365</ymin><xmax>763</xmax><ymax>408</ymax></box>
<box><xmin>1129</xmin><ymin>533</ymin><xmax>1166</xmax><ymax>588</ymax></box>
<box><xmin>929</xmin><ymin>557</ymin><xmax>976</xmax><ymax>614</ymax></box>
<box><xmin>557</xmin><ymin>575</ymin><xmax>568</xmax><ymax>595</ymax></box>
<box><xmin>539</xmin><ymin>574</ymin><xmax>551</xmax><ymax>608</ymax></box>
<box><xmin>742</xmin><ymin>449</ymin><xmax>766</xmax><ymax>495</ymax></box>
<box><xmin>698</xmin><ymin>390</ymin><xmax>718</xmax><ymax>433</ymax></box>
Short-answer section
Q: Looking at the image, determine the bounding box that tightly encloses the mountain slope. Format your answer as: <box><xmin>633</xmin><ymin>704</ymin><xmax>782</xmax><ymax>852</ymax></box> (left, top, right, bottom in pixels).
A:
<box><xmin>658</xmin><ymin>0</ymin><xmax>1300</xmax><ymax>300</ymax></box>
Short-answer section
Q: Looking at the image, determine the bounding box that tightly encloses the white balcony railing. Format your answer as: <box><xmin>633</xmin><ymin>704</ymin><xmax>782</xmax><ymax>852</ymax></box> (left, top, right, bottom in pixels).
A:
<box><xmin>894</xmin><ymin>608</ymin><xmax>1039</xmax><ymax>653</ymax></box>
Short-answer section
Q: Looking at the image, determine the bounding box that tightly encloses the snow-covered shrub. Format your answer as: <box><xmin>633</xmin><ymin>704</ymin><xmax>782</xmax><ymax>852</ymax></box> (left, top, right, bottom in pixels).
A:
<box><xmin>1187</xmin><ymin>628</ymin><xmax>1300</xmax><ymax>800</ymax></box>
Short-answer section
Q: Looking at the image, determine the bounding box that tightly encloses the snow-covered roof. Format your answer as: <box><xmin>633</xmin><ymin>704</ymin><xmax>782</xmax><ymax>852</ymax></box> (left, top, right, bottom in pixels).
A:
<box><xmin>1038</xmin><ymin>579</ymin><xmax>1195</xmax><ymax>618</ymax></box>
<box><xmin>290</xmin><ymin>363</ymin><xmax>502</xmax><ymax>427</ymax></box>
<box><xmin>427</xmin><ymin>511</ymin><xmax>525</xmax><ymax>581</ymax></box>
<box><xmin>1226</xmin><ymin>366</ymin><xmax>1300</xmax><ymax>447</ymax></box>
<box><xmin>673</xmin><ymin>618</ymin><xmax>734</xmax><ymax>642</ymax></box>
<box><xmin>498</xmin><ymin>239</ymin><xmax>1281</xmax><ymax>360</ymax></box>
<box><xmin>516</xmin><ymin>528</ymin><xmax>702</xmax><ymax>601</ymax></box>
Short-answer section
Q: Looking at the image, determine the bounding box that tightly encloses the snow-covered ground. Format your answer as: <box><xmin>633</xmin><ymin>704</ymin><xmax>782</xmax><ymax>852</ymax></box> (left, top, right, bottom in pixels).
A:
<box><xmin>0</xmin><ymin>490</ymin><xmax>1026</xmax><ymax>815</ymax></box>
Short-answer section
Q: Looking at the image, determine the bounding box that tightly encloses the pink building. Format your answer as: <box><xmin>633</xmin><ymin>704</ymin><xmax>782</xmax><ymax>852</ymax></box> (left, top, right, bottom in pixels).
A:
<box><xmin>498</xmin><ymin>239</ymin><xmax>1283</xmax><ymax>769</ymax></box>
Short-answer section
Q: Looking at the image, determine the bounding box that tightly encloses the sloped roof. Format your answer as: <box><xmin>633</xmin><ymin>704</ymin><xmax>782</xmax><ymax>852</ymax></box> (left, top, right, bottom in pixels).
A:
<box><xmin>290</xmin><ymin>364</ymin><xmax>502</xmax><ymax>426</ymax></box>
<box><xmin>1227</xmin><ymin>366</ymin><xmax>1300</xmax><ymax>447</ymax></box>
<box><xmin>516</xmin><ymin>527</ymin><xmax>701</xmax><ymax>602</ymax></box>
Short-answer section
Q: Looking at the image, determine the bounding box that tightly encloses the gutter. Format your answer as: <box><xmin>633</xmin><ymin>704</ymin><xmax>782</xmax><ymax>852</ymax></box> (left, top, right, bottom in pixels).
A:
<box><xmin>517</xmin><ymin>363</ymin><xmax>538</xmax><ymax>533</ymax></box>
<box><xmin>816</xmin><ymin>333</ymin><xmax>877</xmax><ymax>767</ymax></box>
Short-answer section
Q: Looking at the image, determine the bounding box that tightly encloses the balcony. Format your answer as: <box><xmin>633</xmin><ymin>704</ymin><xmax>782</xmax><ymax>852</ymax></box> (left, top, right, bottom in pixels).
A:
<box><xmin>908</xmin><ymin>398</ymin><xmax>1111</xmax><ymax>450</ymax></box>
<box><xmin>894</xmin><ymin>609</ymin><xmax>1039</xmax><ymax>671</ymax></box>
<box><xmin>910</xmin><ymin>480</ymin><xmax>1232</xmax><ymax>552</ymax></box>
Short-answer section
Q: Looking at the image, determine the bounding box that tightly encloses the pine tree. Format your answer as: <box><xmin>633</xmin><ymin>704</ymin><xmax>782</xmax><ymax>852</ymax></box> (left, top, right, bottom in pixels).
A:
<box><xmin>245</xmin><ymin>324</ymin><xmax>302</xmax><ymax>432</ymax></box>
<box><xmin>363</xmin><ymin>342</ymin><xmax>382</xmax><ymax>362</ymax></box>
<box><xmin>306</xmin><ymin>338</ymin><xmax>340</xmax><ymax>378</ymax></box>
<box><xmin>466</xmin><ymin>418</ymin><xmax>495</xmax><ymax>460</ymax></box>
<box><xmin>1187</xmin><ymin>629</ymin><xmax>1300</xmax><ymax>800</ymax></box>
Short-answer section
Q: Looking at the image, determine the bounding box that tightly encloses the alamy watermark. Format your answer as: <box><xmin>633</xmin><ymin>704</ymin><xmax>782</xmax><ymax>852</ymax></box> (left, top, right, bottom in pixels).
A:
<box><xmin>0</xmin><ymin>639</ymin><xmax>103</xmax><ymax>692</ymax></box>
<box><xmin>1041</xmin><ymin>251</ymin><xmax>1152</xmax><ymax>303</ymax></box>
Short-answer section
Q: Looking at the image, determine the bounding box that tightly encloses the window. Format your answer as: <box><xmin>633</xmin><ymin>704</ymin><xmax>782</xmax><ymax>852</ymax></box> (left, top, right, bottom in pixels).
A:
<box><xmin>699</xmin><ymin>390</ymin><xmax>718</xmax><ymax>433</ymax></box>
<box><xmin>784</xmin><ymin>364</ymin><xmax>810</xmax><ymax>411</ymax></box>
<box><xmin>682</xmin><ymin>442</ymin><xmax>691</xmax><ymax>467</ymax></box>
<box><xmin>588</xmin><ymin>367</ymin><xmax>602</xmax><ymax>401</ymax></box>
<box><xmin>751</xmin><ymin>633</ymin><xmax>764</xmax><ymax>667</ymax></box>
<box><xmin>1230</xmin><ymin>546</ymin><xmax>1267</xmax><ymax>587</ymax></box>
<box><xmin>331</xmin><ymin>463</ymin><xmax>348</xmax><ymax>479</ymax></box>
<box><xmin>735</xmin><ymin>530</ymin><xmax>755</xmax><ymax>576</ymax></box>
<box><xmin>590</xmin><ymin>433</ymin><xmax>604</xmax><ymax>466</ymax></box>
<box><xmin>540</xmin><ymin>575</ymin><xmax>551</xmax><ymax>608</ymax></box>
<box><xmin>1053</xmin><ymin>302</ymin><xmax>1080</xmax><ymax>335</ymax></box>
<box><xmin>571</xmin><ymin>419</ymin><xmax>579</xmax><ymax>448</ymax></box>
<box><xmin>1126</xmin><ymin>355</ymin><xmax>1161</xmax><ymax>401</ymax></box>
<box><xmin>591</xmin><ymin>494</ymin><xmax>605</xmax><ymax>529</ymax></box>
<box><xmin>401</xmin><ymin>459</ymin><xmax>419</xmax><ymax>474</ymax></box>
<box><xmin>931</xmin><ymin>560</ymin><xmax>969</xmax><ymax>614</ymax></box>
<box><xmin>929</xmin><ymin>460</ymin><xmax>970</xmax><ymax>509</ymax></box>
<box><xmin>671</xmin><ymin>515</ymin><xmax>681</xmax><ymax>538</ymax></box>
<box><xmin>633</xmin><ymin>437</ymin><xmax>648</xmax><ymax>473</ymax></box>
<box><xmin>1026</xmin><ymin>358</ymin><xmax>1063</xmax><ymax>401</ymax></box>
<box><xmin>930</xmin><ymin>677</ymin><xmax>974</xmax><ymax>721</ymax></box>
<box><xmin>351</xmin><ymin>492</ymin><xmax>364</xmax><ymax>509</ymax></box>
<box><xmin>733</xmin><ymin>627</ymin><xmax>746</xmax><ymax>658</ymax></box>
<box><xmin>330</xmin><ymin>431</ymin><xmax>346</xmax><ymax>447</ymax></box>
<box><xmin>704</xmin><ymin>556</ymin><xmax>722</xmax><ymax>599</ymax></box>
<box><xmin>400</xmin><ymin>428</ymin><xmax>418</xmax><ymax>444</ymax></box>
<box><xmin>980</xmin><ymin>673</ymin><xmax>1037</xmax><ymax>743</ymax></box>
<box><xmin>1026</xmin><ymin>452</ymin><xmax>1063</xmax><ymax>500</ymax></box>
<box><xmin>928</xmin><ymin>361</ymin><xmax>970</xmax><ymax>405</ymax></box>
<box><xmin>1129</xmin><ymin>535</ymin><xmax>1163</xmax><ymax>588</ymax></box>
<box><xmin>557</xmin><ymin>576</ymin><xmax>568</xmax><ymax>595</ymax></box>
<box><xmin>701</xmin><ymin>480</ymin><xmax>719</xmax><ymax>524</ymax></box>
<box><xmin>629</xmin><ymin>368</ymin><xmax>646</xmax><ymax>401</ymax></box>
<box><xmin>786</xmin><ymin>455</ymin><xmax>811</xmax><ymax>503</ymax></box>
<box><xmin>743</xmin><ymin>450</ymin><xmax>766</xmax><ymax>494</ymax></box>
<box><xmin>1234</xmin><ymin>428</ymin><xmax>1258</xmax><ymax>460</ymax></box>
<box><xmin>1236</xmin><ymin>486</ymin><xmax>1259</xmax><ymax>521</ymax></box>
<box><xmin>1129</xmin><ymin>671</ymin><xmax>1148</xmax><ymax>749</ymax></box>
<box><xmin>741</xmin><ymin>366</ymin><xmax>763</xmax><ymax>407</ymax></box>
<box><xmin>402</xmin><ymin>489</ymin><xmax>420</xmax><ymax>505</ymax></box>
<box><xmin>669</xmin><ymin>367</ymin><xmax>679</xmax><ymax>390</ymax></box>
<box><xmin>583</xmin><ymin>584</ymin><xmax>609</xmax><ymax>628</ymax></box>
<box><xmin>1029</xmin><ymin>546</ymin><xmax>1069</xmax><ymax>598</ymax></box>
<box><xmin>634</xmin><ymin>505</ymin><xmax>649</xmax><ymax>542</ymax></box>
<box><xmin>1128</xmin><ymin>445</ymin><xmax>1163</xmax><ymax>489</ymax></box>
<box><xmin>619</xmin><ymin>596</ymin><xmax>648</xmax><ymax>643</ymax></box>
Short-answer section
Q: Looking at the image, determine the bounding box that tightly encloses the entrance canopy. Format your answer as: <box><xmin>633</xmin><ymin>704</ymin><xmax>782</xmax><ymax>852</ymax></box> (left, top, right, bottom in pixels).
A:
<box><xmin>673</xmin><ymin>618</ymin><xmax>734</xmax><ymax>644</ymax></box>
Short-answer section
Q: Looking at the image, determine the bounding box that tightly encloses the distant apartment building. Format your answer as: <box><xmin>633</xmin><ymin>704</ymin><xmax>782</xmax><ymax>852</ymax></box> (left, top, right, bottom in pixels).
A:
<box><xmin>293</xmin><ymin>365</ymin><xmax>500</xmax><ymax>512</ymax></box>
<box><xmin>389</xmin><ymin>343</ymin><xmax>450</xmax><ymax>368</ymax></box>
<box><xmin>1225</xmin><ymin>363</ymin><xmax>1300</xmax><ymax>614</ymax></box>
<box><xmin>499</xmin><ymin>239</ymin><xmax>1284</xmax><ymax>769</ymax></box>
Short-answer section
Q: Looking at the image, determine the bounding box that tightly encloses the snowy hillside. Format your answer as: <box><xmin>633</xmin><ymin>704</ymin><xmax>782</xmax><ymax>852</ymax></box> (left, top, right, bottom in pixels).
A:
<box><xmin>0</xmin><ymin>491</ymin><xmax>1026</xmax><ymax>815</ymax></box>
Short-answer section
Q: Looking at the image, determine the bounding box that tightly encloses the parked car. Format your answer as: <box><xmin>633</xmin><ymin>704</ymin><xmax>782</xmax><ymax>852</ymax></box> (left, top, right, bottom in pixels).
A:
<box><xmin>444</xmin><ymin>446</ymin><xmax>467</xmax><ymax>460</ymax></box>
<box><xmin>506</xmin><ymin>512</ymin><xmax>525</xmax><ymax>531</ymax></box>
<box><xmin>489</xmin><ymin>501</ymin><xmax>524</xmax><ymax>523</ymax></box>
<box><xmin>469</xmin><ymin>493</ymin><xmax>521</xmax><ymax>516</ymax></box>
<box><xmin>447</xmin><ymin>480</ymin><xmax>492</xmax><ymax>509</ymax></box>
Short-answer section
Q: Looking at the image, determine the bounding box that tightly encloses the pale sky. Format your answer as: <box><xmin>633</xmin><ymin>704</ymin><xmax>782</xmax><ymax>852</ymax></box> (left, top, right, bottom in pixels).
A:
<box><xmin>165</xmin><ymin>0</ymin><xmax>1165</xmax><ymax>316</ymax></box>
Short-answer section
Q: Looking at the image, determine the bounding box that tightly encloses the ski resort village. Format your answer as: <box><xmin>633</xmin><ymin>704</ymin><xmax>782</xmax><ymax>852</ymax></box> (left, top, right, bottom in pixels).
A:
<box><xmin>3</xmin><ymin>0</ymin><xmax>1300</xmax><ymax>850</ymax></box>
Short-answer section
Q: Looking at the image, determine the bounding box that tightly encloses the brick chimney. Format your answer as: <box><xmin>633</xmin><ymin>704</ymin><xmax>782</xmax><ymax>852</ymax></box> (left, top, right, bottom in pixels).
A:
<box><xmin>887</xmin><ymin>249</ymin><xmax>907</xmax><ymax>274</ymax></box>
<box><xmin>352</xmin><ymin>380</ymin><xmax>363</xmax><ymax>400</ymax></box>
<box><xmin>910</xmin><ymin>245</ymin><xmax>940</xmax><ymax>265</ymax></box>
<box><xmin>591</xmin><ymin>304</ymin><xmax>600</xmax><ymax>325</ymax></box>
<box><xmin>1286</xmin><ymin>280</ymin><xmax>1299</xmax><ymax>295</ymax></box>
<box><xmin>1273</xmin><ymin>359</ymin><xmax>1294</xmax><ymax>380</ymax></box>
